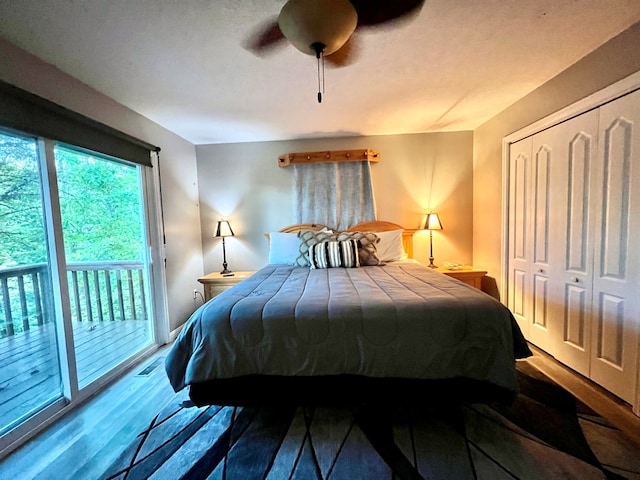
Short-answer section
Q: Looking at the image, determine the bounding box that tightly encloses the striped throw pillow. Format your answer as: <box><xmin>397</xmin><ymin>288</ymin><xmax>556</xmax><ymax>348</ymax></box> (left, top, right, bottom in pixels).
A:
<box><xmin>335</xmin><ymin>231</ymin><xmax>382</xmax><ymax>266</ymax></box>
<box><xmin>296</xmin><ymin>230</ymin><xmax>336</xmax><ymax>267</ymax></box>
<box><xmin>309</xmin><ymin>240</ymin><xmax>360</xmax><ymax>269</ymax></box>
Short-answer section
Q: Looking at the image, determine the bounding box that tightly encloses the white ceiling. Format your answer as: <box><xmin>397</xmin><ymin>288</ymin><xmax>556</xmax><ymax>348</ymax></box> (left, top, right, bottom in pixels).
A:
<box><xmin>1</xmin><ymin>0</ymin><xmax>639</xmax><ymax>145</ymax></box>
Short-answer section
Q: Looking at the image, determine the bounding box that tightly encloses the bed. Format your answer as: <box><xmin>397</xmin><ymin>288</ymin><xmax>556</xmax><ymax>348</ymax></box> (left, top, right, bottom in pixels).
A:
<box><xmin>165</xmin><ymin>221</ymin><xmax>531</xmax><ymax>407</ymax></box>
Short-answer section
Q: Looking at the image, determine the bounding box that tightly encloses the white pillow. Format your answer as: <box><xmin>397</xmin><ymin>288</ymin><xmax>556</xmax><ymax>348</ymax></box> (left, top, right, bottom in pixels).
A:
<box><xmin>373</xmin><ymin>229</ymin><xmax>407</xmax><ymax>262</ymax></box>
<box><xmin>268</xmin><ymin>232</ymin><xmax>301</xmax><ymax>265</ymax></box>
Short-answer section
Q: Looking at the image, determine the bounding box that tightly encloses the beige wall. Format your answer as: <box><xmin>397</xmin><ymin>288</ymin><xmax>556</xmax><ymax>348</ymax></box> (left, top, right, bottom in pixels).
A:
<box><xmin>196</xmin><ymin>131</ymin><xmax>473</xmax><ymax>274</ymax></box>
<box><xmin>473</xmin><ymin>21</ymin><xmax>640</xmax><ymax>300</ymax></box>
<box><xmin>0</xmin><ymin>39</ymin><xmax>204</xmax><ymax>333</ymax></box>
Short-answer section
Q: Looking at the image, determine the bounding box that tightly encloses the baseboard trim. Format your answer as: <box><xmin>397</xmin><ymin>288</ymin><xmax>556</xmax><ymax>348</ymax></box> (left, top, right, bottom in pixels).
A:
<box><xmin>168</xmin><ymin>325</ymin><xmax>184</xmax><ymax>343</ymax></box>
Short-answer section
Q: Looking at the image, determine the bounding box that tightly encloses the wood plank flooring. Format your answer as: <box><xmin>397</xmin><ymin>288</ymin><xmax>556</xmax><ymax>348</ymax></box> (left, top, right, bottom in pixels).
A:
<box><xmin>525</xmin><ymin>344</ymin><xmax>640</xmax><ymax>448</ymax></box>
<box><xmin>0</xmin><ymin>343</ymin><xmax>639</xmax><ymax>479</ymax></box>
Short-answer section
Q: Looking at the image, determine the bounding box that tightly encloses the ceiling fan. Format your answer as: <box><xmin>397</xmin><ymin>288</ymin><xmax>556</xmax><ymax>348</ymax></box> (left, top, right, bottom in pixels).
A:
<box><xmin>245</xmin><ymin>0</ymin><xmax>425</xmax><ymax>102</ymax></box>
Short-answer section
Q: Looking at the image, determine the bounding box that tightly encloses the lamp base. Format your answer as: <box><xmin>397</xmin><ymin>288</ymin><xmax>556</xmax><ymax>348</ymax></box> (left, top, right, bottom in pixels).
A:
<box><xmin>220</xmin><ymin>262</ymin><xmax>234</xmax><ymax>276</ymax></box>
<box><xmin>220</xmin><ymin>238</ymin><xmax>234</xmax><ymax>276</ymax></box>
<box><xmin>427</xmin><ymin>230</ymin><xmax>438</xmax><ymax>269</ymax></box>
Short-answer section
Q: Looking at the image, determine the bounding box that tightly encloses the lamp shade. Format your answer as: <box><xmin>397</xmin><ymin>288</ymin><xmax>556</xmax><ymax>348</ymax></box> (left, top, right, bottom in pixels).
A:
<box><xmin>278</xmin><ymin>0</ymin><xmax>358</xmax><ymax>56</ymax></box>
<box><xmin>422</xmin><ymin>213</ymin><xmax>443</xmax><ymax>231</ymax></box>
<box><xmin>214</xmin><ymin>220</ymin><xmax>234</xmax><ymax>238</ymax></box>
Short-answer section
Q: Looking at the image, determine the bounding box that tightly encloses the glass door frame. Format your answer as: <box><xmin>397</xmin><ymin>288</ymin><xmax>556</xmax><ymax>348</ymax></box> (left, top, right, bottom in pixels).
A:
<box><xmin>0</xmin><ymin>136</ymin><xmax>168</xmax><ymax>458</ymax></box>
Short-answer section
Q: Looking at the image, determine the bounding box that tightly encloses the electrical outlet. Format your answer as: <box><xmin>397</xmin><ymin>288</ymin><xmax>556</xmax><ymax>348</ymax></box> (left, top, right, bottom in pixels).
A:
<box><xmin>193</xmin><ymin>289</ymin><xmax>198</xmax><ymax>300</ymax></box>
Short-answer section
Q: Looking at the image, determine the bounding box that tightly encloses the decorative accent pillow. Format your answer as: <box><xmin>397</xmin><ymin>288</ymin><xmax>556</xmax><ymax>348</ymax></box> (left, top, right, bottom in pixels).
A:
<box><xmin>335</xmin><ymin>231</ymin><xmax>382</xmax><ymax>266</ymax></box>
<box><xmin>309</xmin><ymin>240</ymin><xmax>360</xmax><ymax>269</ymax></box>
<box><xmin>373</xmin><ymin>229</ymin><xmax>407</xmax><ymax>262</ymax></box>
<box><xmin>267</xmin><ymin>232</ymin><xmax>301</xmax><ymax>265</ymax></box>
<box><xmin>296</xmin><ymin>230</ymin><xmax>336</xmax><ymax>266</ymax></box>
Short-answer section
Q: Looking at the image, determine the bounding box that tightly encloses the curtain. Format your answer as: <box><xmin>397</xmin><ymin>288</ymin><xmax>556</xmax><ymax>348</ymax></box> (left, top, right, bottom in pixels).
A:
<box><xmin>0</xmin><ymin>80</ymin><xmax>158</xmax><ymax>167</ymax></box>
<box><xmin>293</xmin><ymin>161</ymin><xmax>376</xmax><ymax>230</ymax></box>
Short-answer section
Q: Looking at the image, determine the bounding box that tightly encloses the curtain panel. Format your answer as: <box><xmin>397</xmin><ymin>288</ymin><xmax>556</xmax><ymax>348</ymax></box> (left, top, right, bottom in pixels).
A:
<box><xmin>0</xmin><ymin>80</ymin><xmax>158</xmax><ymax>167</ymax></box>
<box><xmin>293</xmin><ymin>161</ymin><xmax>377</xmax><ymax>230</ymax></box>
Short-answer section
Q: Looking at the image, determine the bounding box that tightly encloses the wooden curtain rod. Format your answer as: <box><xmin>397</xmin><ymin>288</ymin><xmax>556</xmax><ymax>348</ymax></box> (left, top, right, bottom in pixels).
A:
<box><xmin>278</xmin><ymin>149</ymin><xmax>380</xmax><ymax>167</ymax></box>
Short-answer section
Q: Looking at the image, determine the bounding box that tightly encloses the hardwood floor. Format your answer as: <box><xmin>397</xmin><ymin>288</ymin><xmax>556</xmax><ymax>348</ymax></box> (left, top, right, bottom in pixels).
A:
<box><xmin>525</xmin><ymin>345</ymin><xmax>640</xmax><ymax>449</ymax></box>
<box><xmin>0</xmin><ymin>342</ymin><xmax>639</xmax><ymax>479</ymax></box>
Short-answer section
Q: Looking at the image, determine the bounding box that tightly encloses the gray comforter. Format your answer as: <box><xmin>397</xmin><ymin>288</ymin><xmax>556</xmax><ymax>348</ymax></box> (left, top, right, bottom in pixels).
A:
<box><xmin>166</xmin><ymin>262</ymin><xmax>531</xmax><ymax>394</ymax></box>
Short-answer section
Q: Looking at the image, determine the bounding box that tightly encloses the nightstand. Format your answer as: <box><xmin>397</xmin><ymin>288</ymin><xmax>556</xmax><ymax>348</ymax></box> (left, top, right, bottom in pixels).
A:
<box><xmin>436</xmin><ymin>266</ymin><xmax>487</xmax><ymax>290</ymax></box>
<box><xmin>197</xmin><ymin>271</ymin><xmax>256</xmax><ymax>302</ymax></box>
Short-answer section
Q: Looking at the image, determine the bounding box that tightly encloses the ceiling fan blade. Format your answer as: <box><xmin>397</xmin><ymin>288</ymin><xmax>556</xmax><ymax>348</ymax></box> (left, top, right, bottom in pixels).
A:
<box><xmin>349</xmin><ymin>0</ymin><xmax>425</xmax><ymax>28</ymax></box>
<box><xmin>325</xmin><ymin>35</ymin><xmax>359</xmax><ymax>68</ymax></box>
<box><xmin>243</xmin><ymin>17</ymin><xmax>286</xmax><ymax>56</ymax></box>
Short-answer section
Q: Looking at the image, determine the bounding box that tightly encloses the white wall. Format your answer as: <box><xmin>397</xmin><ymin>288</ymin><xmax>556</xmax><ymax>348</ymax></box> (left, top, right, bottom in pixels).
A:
<box><xmin>196</xmin><ymin>131</ymin><xmax>474</xmax><ymax>275</ymax></box>
<box><xmin>0</xmin><ymin>39</ymin><xmax>204</xmax><ymax>333</ymax></box>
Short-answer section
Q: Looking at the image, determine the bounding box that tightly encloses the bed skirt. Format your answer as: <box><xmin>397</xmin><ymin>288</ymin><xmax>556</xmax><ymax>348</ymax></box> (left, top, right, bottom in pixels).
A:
<box><xmin>187</xmin><ymin>374</ymin><xmax>518</xmax><ymax>408</ymax></box>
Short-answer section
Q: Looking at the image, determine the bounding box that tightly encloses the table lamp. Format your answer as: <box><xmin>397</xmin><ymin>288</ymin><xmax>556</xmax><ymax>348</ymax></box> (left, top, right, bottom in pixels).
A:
<box><xmin>422</xmin><ymin>213</ymin><xmax>443</xmax><ymax>268</ymax></box>
<box><xmin>214</xmin><ymin>220</ymin><xmax>235</xmax><ymax>275</ymax></box>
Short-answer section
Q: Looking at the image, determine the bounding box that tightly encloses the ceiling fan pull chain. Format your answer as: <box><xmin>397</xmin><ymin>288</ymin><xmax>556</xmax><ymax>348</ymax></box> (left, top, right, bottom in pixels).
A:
<box><xmin>322</xmin><ymin>51</ymin><xmax>325</xmax><ymax>97</ymax></box>
<box><xmin>317</xmin><ymin>54</ymin><xmax>322</xmax><ymax>103</ymax></box>
<box><xmin>311</xmin><ymin>42</ymin><xmax>326</xmax><ymax>103</ymax></box>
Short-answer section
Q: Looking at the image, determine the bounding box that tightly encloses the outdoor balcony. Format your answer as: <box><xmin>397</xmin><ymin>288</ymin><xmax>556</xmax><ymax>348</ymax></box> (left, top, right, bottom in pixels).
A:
<box><xmin>0</xmin><ymin>261</ymin><xmax>152</xmax><ymax>434</ymax></box>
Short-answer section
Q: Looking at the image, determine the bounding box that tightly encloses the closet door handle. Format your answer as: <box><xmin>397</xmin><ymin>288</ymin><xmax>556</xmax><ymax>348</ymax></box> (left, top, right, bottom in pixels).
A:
<box><xmin>571</xmin><ymin>277</ymin><xmax>579</xmax><ymax>283</ymax></box>
<box><xmin>537</xmin><ymin>268</ymin><xmax>544</xmax><ymax>273</ymax></box>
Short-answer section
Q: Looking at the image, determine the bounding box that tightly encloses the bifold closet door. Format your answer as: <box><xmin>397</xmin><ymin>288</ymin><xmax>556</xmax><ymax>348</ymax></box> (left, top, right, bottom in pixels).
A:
<box><xmin>588</xmin><ymin>89</ymin><xmax>640</xmax><ymax>404</ymax></box>
<box><xmin>547</xmin><ymin>110</ymin><xmax>599</xmax><ymax>378</ymax></box>
<box><xmin>507</xmin><ymin>87</ymin><xmax>640</xmax><ymax>405</ymax></box>
<box><xmin>508</xmin><ymin>138</ymin><xmax>532</xmax><ymax>338</ymax></box>
<box><xmin>525</xmin><ymin>134</ymin><xmax>554</xmax><ymax>353</ymax></box>
<box><xmin>507</xmin><ymin>131</ymin><xmax>562</xmax><ymax>355</ymax></box>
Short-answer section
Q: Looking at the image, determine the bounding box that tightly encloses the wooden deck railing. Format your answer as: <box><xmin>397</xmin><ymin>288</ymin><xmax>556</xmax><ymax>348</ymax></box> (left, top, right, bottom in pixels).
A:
<box><xmin>0</xmin><ymin>261</ymin><xmax>147</xmax><ymax>338</ymax></box>
<box><xmin>0</xmin><ymin>264</ymin><xmax>50</xmax><ymax>337</ymax></box>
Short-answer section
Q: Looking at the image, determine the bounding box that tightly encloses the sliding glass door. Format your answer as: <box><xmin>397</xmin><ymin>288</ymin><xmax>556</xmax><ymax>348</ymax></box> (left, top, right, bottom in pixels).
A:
<box><xmin>55</xmin><ymin>145</ymin><xmax>154</xmax><ymax>388</ymax></box>
<box><xmin>0</xmin><ymin>130</ymin><xmax>158</xmax><ymax>443</ymax></box>
<box><xmin>0</xmin><ymin>131</ymin><xmax>63</xmax><ymax>436</ymax></box>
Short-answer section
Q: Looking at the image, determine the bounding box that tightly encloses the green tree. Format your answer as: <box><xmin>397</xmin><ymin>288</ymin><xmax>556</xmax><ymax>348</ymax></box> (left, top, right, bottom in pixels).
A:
<box><xmin>0</xmin><ymin>134</ymin><xmax>145</xmax><ymax>268</ymax></box>
<box><xmin>55</xmin><ymin>146</ymin><xmax>144</xmax><ymax>262</ymax></box>
<box><xmin>0</xmin><ymin>132</ymin><xmax>47</xmax><ymax>267</ymax></box>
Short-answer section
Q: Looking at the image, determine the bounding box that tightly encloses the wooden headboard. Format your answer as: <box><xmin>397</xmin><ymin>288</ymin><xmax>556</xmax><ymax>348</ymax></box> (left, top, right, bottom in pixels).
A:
<box><xmin>273</xmin><ymin>220</ymin><xmax>417</xmax><ymax>258</ymax></box>
<box><xmin>279</xmin><ymin>223</ymin><xmax>330</xmax><ymax>233</ymax></box>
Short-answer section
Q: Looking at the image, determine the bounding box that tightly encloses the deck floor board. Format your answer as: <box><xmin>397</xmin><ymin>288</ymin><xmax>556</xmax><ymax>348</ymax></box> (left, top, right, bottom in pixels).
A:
<box><xmin>0</xmin><ymin>344</ymin><xmax>174</xmax><ymax>479</ymax></box>
<box><xmin>0</xmin><ymin>320</ymin><xmax>151</xmax><ymax>432</ymax></box>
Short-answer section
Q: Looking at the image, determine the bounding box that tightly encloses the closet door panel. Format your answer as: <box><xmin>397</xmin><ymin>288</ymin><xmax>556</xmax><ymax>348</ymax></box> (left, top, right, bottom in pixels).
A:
<box><xmin>508</xmin><ymin>140</ymin><xmax>532</xmax><ymax>337</ymax></box>
<box><xmin>564</xmin><ymin>285</ymin><xmax>587</xmax><ymax>348</ymax></box>
<box><xmin>590</xmin><ymin>89</ymin><xmax>640</xmax><ymax>404</ymax></box>
<box><xmin>512</xmin><ymin>152</ymin><xmax>529</xmax><ymax>261</ymax></box>
<box><xmin>596</xmin><ymin>293</ymin><xmax>624</xmax><ymax>366</ymax></box>
<box><xmin>566</xmin><ymin>133</ymin><xmax>592</xmax><ymax>272</ymax></box>
<box><xmin>533</xmin><ymin>146</ymin><xmax>551</xmax><ymax>265</ymax></box>
<box><xmin>527</xmin><ymin>141</ymin><xmax>553</xmax><ymax>351</ymax></box>
<box><xmin>551</xmin><ymin>111</ymin><xmax>598</xmax><ymax>376</ymax></box>
<box><xmin>511</xmin><ymin>269</ymin><xmax>528</xmax><ymax>326</ymax></box>
<box><xmin>532</xmin><ymin>276</ymin><xmax>549</xmax><ymax>327</ymax></box>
